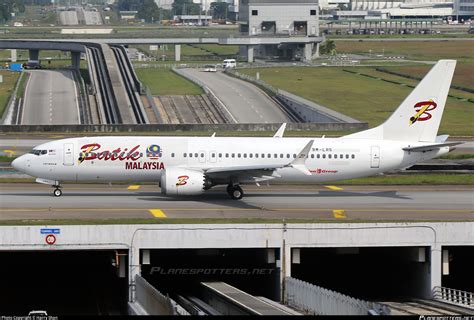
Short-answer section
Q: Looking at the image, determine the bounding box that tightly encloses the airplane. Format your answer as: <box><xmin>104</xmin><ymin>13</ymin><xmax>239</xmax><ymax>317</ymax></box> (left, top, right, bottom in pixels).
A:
<box><xmin>12</xmin><ymin>60</ymin><xmax>461</xmax><ymax>200</ymax></box>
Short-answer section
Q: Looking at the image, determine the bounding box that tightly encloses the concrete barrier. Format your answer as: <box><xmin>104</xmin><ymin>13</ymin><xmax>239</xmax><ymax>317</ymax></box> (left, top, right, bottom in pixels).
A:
<box><xmin>0</xmin><ymin>122</ymin><xmax>368</xmax><ymax>133</ymax></box>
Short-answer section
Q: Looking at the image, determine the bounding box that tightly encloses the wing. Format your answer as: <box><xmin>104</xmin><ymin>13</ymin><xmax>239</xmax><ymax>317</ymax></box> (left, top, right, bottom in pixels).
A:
<box><xmin>203</xmin><ymin>140</ymin><xmax>314</xmax><ymax>183</ymax></box>
<box><xmin>402</xmin><ymin>142</ymin><xmax>462</xmax><ymax>152</ymax></box>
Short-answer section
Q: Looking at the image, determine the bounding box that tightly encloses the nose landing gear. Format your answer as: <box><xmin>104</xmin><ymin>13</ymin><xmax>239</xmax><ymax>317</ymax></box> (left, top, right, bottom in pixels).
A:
<box><xmin>227</xmin><ymin>184</ymin><xmax>244</xmax><ymax>200</ymax></box>
<box><xmin>53</xmin><ymin>187</ymin><xmax>62</xmax><ymax>197</ymax></box>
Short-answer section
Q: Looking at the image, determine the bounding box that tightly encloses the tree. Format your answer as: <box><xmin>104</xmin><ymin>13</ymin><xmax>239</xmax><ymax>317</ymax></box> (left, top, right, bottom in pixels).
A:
<box><xmin>320</xmin><ymin>39</ymin><xmax>336</xmax><ymax>55</ymax></box>
<box><xmin>210</xmin><ymin>1</ymin><xmax>228</xmax><ymax>20</ymax></box>
<box><xmin>0</xmin><ymin>0</ymin><xmax>25</xmax><ymax>23</ymax></box>
<box><xmin>172</xmin><ymin>0</ymin><xmax>201</xmax><ymax>16</ymax></box>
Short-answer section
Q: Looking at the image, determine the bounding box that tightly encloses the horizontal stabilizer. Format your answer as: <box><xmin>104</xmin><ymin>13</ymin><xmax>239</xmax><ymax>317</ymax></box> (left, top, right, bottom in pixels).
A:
<box><xmin>402</xmin><ymin>142</ymin><xmax>462</xmax><ymax>152</ymax></box>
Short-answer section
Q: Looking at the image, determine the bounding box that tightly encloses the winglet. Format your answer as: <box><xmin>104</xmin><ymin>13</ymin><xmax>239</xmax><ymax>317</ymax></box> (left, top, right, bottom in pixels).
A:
<box><xmin>273</xmin><ymin>123</ymin><xmax>287</xmax><ymax>138</ymax></box>
<box><xmin>286</xmin><ymin>140</ymin><xmax>314</xmax><ymax>175</ymax></box>
<box><xmin>211</xmin><ymin>132</ymin><xmax>216</xmax><ymax>137</ymax></box>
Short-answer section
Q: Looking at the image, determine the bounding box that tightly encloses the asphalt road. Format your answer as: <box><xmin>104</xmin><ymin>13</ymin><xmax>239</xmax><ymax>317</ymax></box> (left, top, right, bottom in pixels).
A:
<box><xmin>180</xmin><ymin>69</ymin><xmax>292</xmax><ymax>123</ymax></box>
<box><xmin>0</xmin><ymin>184</ymin><xmax>472</xmax><ymax>221</ymax></box>
<box><xmin>21</xmin><ymin>70</ymin><xmax>80</xmax><ymax>125</ymax></box>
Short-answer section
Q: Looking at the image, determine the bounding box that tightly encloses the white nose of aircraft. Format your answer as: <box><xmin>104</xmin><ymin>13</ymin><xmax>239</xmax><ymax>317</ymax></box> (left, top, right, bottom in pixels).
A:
<box><xmin>11</xmin><ymin>155</ymin><xmax>26</xmax><ymax>172</ymax></box>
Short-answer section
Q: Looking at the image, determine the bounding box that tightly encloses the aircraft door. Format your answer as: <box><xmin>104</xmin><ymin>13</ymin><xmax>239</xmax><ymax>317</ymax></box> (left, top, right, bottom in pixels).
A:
<box><xmin>370</xmin><ymin>145</ymin><xmax>380</xmax><ymax>168</ymax></box>
<box><xmin>63</xmin><ymin>143</ymin><xmax>74</xmax><ymax>166</ymax></box>
<box><xmin>198</xmin><ymin>150</ymin><xmax>206</xmax><ymax>163</ymax></box>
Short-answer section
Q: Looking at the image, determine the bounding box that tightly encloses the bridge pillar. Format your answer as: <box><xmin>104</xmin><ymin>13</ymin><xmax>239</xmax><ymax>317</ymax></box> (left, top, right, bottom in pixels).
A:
<box><xmin>430</xmin><ymin>245</ymin><xmax>442</xmax><ymax>292</ymax></box>
<box><xmin>174</xmin><ymin>44</ymin><xmax>181</xmax><ymax>62</ymax></box>
<box><xmin>10</xmin><ymin>49</ymin><xmax>17</xmax><ymax>62</ymax></box>
<box><xmin>247</xmin><ymin>45</ymin><xmax>254</xmax><ymax>63</ymax></box>
<box><xmin>71</xmin><ymin>51</ymin><xmax>81</xmax><ymax>69</ymax></box>
<box><xmin>129</xmin><ymin>246</ymin><xmax>140</xmax><ymax>302</ymax></box>
<box><xmin>29</xmin><ymin>49</ymin><xmax>39</xmax><ymax>61</ymax></box>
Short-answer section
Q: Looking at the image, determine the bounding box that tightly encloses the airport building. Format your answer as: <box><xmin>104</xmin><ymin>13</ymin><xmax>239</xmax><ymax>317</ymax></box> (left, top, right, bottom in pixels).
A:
<box><xmin>324</xmin><ymin>0</ymin><xmax>474</xmax><ymax>18</ymax></box>
<box><xmin>239</xmin><ymin>0</ymin><xmax>320</xmax><ymax>61</ymax></box>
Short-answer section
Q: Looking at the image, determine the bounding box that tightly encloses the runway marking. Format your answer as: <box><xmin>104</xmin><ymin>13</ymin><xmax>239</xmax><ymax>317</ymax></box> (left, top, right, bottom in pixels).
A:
<box><xmin>325</xmin><ymin>186</ymin><xmax>344</xmax><ymax>191</ymax></box>
<box><xmin>3</xmin><ymin>208</ymin><xmax>472</xmax><ymax>213</ymax></box>
<box><xmin>149</xmin><ymin>209</ymin><xmax>167</xmax><ymax>218</ymax></box>
<box><xmin>127</xmin><ymin>185</ymin><xmax>140</xmax><ymax>190</ymax></box>
<box><xmin>333</xmin><ymin>210</ymin><xmax>347</xmax><ymax>219</ymax></box>
<box><xmin>3</xmin><ymin>149</ymin><xmax>15</xmax><ymax>155</ymax></box>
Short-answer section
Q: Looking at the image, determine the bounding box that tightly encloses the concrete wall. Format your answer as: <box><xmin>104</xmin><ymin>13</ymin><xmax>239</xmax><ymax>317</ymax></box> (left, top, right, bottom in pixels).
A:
<box><xmin>248</xmin><ymin>3</ymin><xmax>319</xmax><ymax>36</ymax></box>
<box><xmin>0</xmin><ymin>222</ymin><xmax>472</xmax><ymax>302</ymax></box>
<box><xmin>0</xmin><ymin>122</ymin><xmax>368</xmax><ymax>133</ymax></box>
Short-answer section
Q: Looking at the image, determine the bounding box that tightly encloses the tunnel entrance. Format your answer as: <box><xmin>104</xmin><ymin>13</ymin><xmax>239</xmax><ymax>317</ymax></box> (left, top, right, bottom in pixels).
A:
<box><xmin>141</xmin><ymin>248</ymin><xmax>281</xmax><ymax>301</ymax></box>
<box><xmin>442</xmin><ymin>246</ymin><xmax>474</xmax><ymax>292</ymax></box>
<box><xmin>291</xmin><ymin>247</ymin><xmax>431</xmax><ymax>300</ymax></box>
<box><xmin>0</xmin><ymin>250</ymin><xmax>128</xmax><ymax>315</ymax></box>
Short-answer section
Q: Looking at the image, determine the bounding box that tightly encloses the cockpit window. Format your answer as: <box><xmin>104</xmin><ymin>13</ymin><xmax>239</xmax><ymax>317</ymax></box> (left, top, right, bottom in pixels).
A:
<box><xmin>29</xmin><ymin>149</ymin><xmax>47</xmax><ymax>156</ymax></box>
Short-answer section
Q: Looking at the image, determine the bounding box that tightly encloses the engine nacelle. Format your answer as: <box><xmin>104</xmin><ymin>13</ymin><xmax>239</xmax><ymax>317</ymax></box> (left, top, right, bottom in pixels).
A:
<box><xmin>160</xmin><ymin>167</ymin><xmax>207</xmax><ymax>196</ymax></box>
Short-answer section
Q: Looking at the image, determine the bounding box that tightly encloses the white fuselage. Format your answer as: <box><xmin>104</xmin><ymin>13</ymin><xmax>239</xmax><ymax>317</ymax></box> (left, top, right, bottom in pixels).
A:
<box><xmin>15</xmin><ymin>136</ymin><xmax>448</xmax><ymax>184</ymax></box>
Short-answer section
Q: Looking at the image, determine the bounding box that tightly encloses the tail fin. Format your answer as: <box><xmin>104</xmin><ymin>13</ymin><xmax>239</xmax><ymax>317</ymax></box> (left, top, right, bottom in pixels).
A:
<box><xmin>346</xmin><ymin>60</ymin><xmax>456</xmax><ymax>142</ymax></box>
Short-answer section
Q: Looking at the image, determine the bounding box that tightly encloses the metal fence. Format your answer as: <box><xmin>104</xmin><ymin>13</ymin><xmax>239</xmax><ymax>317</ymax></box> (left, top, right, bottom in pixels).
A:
<box><xmin>284</xmin><ymin>277</ymin><xmax>390</xmax><ymax>315</ymax></box>
<box><xmin>432</xmin><ymin>286</ymin><xmax>474</xmax><ymax>309</ymax></box>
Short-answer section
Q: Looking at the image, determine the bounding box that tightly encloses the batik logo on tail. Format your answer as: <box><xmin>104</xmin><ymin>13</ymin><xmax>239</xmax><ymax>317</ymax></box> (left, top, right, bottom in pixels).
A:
<box><xmin>409</xmin><ymin>100</ymin><xmax>437</xmax><ymax>125</ymax></box>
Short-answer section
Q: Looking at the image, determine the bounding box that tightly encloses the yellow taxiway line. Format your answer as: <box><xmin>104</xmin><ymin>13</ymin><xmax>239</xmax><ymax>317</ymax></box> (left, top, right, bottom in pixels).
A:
<box><xmin>325</xmin><ymin>186</ymin><xmax>344</xmax><ymax>191</ymax></box>
<box><xmin>127</xmin><ymin>185</ymin><xmax>141</xmax><ymax>190</ymax></box>
<box><xmin>149</xmin><ymin>209</ymin><xmax>167</xmax><ymax>218</ymax></box>
<box><xmin>333</xmin><ymin>210</ymin><xmax>347</xmax><ymax>219</ymax></box>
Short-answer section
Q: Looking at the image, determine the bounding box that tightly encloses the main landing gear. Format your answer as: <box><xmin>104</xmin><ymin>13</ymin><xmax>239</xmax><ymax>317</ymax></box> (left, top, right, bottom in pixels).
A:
<box><xmin>53</xmin><ymin>185</ymin><xmax>62</xmax><ymax>197</ymax></box>
<box><xmin>227</xmin><ymin>184</ymin><xmax>244</xmax><ymax>200</ymax></box>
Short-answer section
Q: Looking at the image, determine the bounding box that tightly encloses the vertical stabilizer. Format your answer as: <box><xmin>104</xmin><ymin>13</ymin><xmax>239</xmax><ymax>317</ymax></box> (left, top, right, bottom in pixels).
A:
<box><xmin>346</xmin><ymin>60</ymin><xmax>456</xmax><ymax>142</ymax></box>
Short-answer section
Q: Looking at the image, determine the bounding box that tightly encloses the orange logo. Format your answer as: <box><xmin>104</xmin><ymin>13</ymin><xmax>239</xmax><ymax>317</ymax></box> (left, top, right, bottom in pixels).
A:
<box><xmin>409</xmin><ymin>100</ymin><xmax>437</xmax><ymax>125</ymax></box>
<box><xmin>176</xmin><ymin>175</ymin><xmax>189</xmax><ymax>186</ymax></box>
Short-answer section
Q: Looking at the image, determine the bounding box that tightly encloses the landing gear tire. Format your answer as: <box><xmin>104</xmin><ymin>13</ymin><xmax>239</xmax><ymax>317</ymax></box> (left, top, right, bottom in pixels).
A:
<box><xmin>227</xmin><ymin>185</ymin><xmax>244</xmax><ymax>200</ymax></box>
<box><xmin>53</xmin><ymin>188</ymin><xmax>62</xmax><ymax>197</ymax></box>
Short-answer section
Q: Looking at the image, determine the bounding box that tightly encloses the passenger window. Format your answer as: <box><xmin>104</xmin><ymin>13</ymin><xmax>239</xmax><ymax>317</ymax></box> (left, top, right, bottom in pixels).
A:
<box><xmin>238</xmin><ymin>153</ymin><xmax>241</xmax><ymax>158</ymax></box>
<box><xmin>274</xmin><ymin>154</ymin><xmax>277</xmax><ymax>158</ymax></box>
<box><xmin>201</xmin><ymin>153</ymin><xmax>204</xmax><ymax>158</ymax></box>
<box><xmin>334</xmin><ymin>154</ymin><xmax>337</xmax><ymax>159</ymax></box>
<box><xmin>322</xmin><ymin>154</ymin><xmax>326</xmax><ymax>159</ymax></box>
<box><xmin>219</xmin><ymin>153</ymin><xmax>222</xmax><ymax>158</ymax></box>
<box><xmin>351</xmin><ymin>154</ymin><xmax>355</xmax><ymax>159</ymax></box>
<box><xmin>329</xmin><ymin>154</ymin><xmax>332</xmax><ymax>159</ymax></box>
<box><xmin>255</xmin><ymin>154</ymin><xmax>258</xmax><ymax>158</ymax></box>
<box><xmin>346</xmin><ymin>154</ymin><xmax>349</xmax><ymax>159</ymax></box>
<box><xmin>317</xmin><ymin>154</ymin><xmax>320</xmax><ymax>159</ymax></box>
<box><xmin>226</xmin><ymin>153</ymin><xmax>229</xmax><ymax>158</ymax></box>
<box><xmin>261</xmin><ymin>154</ymin><xmax>265</xmax><ymax>158</ymax></box>
<box><xmin>293</xmin><ymin>154</ymin><xmax>297</xmax><ymax>158</ymax></box>
<box><xmin>340</xmin><ymin>154</ymin><xmax>343</xmax><ymax>159</ymax></box>
<box><xmin>268</xmin><ymin>154</ymin><xmax>271</xmax><ymax>158</ymax></box>
<box><xmin>280</xmin><ymin>154</ymin><xmax>284</xmax><ymax>158</ymax></box>
<box><xmin>171</xmin><ymin>153</ymin><xmax>175</xmax><ymax>157</ymax></box>
<box><xmin>183</xmin><ymin>153</ymin><xmax>187</xmax><ymax>158</ymax></box>
<box><xmin>250</xmin><ymin>154</ymin><xmax>253</xmax><ymax>158</ymax></box>
<box><xmin>189</xmin><ymin>153</ymin><xmax>193</xmax><ymax>158</ymax></box>
<box><xmin>243</xmin><ymin>154</ymin><xmax>247</xmax><ymax>158</ymax></box>
<box><xmin>195</xmin><ymin>153</ymin><xmax>198</xmax><ymax>157</ymax></box>
<box><xmin>211</xmin><ymin>153</ymin><xmax>215</xmax><ymax>158</ymax></box>
<box><xmin>310</xmin><ymin>154</ymin><xmax>314</xmax><ymax>158</ymax></box>
<box><xmin>232</xmin><ymin>153</ymin><xmax>235</xmax><ymax>158</ymax></box>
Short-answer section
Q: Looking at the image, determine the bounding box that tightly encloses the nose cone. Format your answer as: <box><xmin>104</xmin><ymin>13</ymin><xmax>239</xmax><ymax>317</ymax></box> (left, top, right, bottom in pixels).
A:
<box><xmin>11</xmin><ymin>156</ymin><xmax>25</xmax><ymax>172</ymax></box>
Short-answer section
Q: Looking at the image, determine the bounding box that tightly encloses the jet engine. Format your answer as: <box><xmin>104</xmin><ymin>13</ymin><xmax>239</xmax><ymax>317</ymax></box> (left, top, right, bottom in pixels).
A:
<box><xmin>160</xmin><ymin>167</ymin><xmax>209</xmax><ymax>196</ymax></box>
